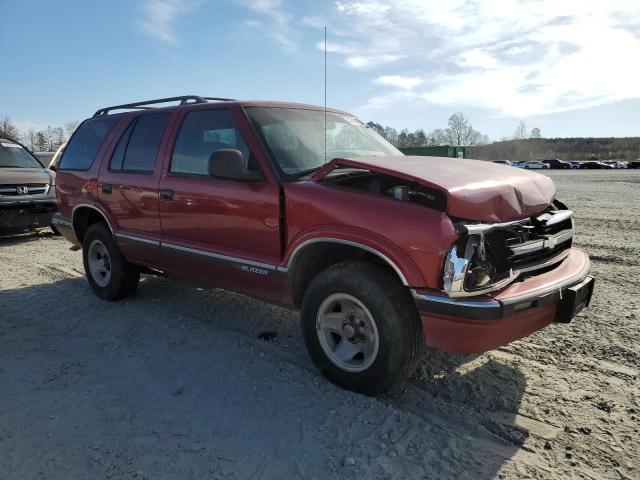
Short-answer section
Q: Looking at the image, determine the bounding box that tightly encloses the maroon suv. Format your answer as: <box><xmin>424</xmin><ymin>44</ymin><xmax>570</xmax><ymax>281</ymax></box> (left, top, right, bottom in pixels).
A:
<box><xmin>54</xmin><ymin>96</ymin><xmax>594</xmax><ymax>394</ymax></box>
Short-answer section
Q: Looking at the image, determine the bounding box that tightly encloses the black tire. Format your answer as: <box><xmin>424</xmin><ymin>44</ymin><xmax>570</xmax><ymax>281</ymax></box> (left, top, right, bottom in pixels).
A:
<box><xmin>82</xmin><ymin>222</ymin><xmax>140</xmax><ymax>301</ymax></box>
<box><xmin>301</xmin><ymin>261</ymin><xmax>423</xmax><ymax>395</ymax></box>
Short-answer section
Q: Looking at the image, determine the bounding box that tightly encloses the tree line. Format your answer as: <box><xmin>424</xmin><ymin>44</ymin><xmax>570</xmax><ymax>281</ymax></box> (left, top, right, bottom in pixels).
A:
<box><xmin>0</xmin><ymin>116</ymin><xmax>79</xmax><ymax>152</ymax></box>
<box><xmin>473</xmin><ymin>137</ymin><xmax>640</xmax><ymax>162</ymax></box>
<box><xmin>366</xmin><ymin>112</ymin><xmax>490</xmax><ymax>148</ymax></box>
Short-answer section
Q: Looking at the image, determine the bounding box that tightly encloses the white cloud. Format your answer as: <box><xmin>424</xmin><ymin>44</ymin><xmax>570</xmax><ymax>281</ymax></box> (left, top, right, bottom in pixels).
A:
<box><xmin>375</xmin><ymin>75</ymin><xmax>423</xmax><ymax>89</ymax></box>
<box><xmin>327</xmin><ymin>0</ymin><xmax>640</xmax><ymax>116</ymax></box>
<box><xmin>239</xmin><ymin>0</ymin><xmax>298</xmax><ymax>53</ymax></box>
<box><xmin>139</xmin><ymin>0</ymin><xmax>201</xmax><ymax>44</ymax></box>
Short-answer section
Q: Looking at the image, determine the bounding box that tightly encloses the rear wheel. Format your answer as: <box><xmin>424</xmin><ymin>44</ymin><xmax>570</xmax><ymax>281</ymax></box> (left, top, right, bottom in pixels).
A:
<box><xmin>301</xmin><ymin>261</ymin><xmax>423</xmax><ymax>395</ymax></box>
<box><xmin>82</xmin><ymin>223</ymin><xmax>139</xmax><ymax>300</ymax></box>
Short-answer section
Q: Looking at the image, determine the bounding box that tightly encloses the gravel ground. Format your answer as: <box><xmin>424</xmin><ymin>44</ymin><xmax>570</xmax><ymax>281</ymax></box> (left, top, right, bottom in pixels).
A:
<box><xmin>0</xmin><ymin>170</ymin><xmax>638</xmax><ymax>479</ymax></box>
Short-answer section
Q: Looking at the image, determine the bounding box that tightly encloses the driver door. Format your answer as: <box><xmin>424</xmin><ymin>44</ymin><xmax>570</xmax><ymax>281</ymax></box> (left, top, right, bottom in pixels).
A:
<box><xmin>158</xmin><ymin>106</ymin><xmax>282</xmax><ymax>294</ymax></box>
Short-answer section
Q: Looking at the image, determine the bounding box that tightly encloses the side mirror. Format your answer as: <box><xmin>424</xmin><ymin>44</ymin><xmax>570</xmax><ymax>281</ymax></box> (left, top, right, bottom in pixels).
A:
<box><xmin>208</xmin><ymin>149</ymin><xmax>261</xmax><ymax>181</ymax></box>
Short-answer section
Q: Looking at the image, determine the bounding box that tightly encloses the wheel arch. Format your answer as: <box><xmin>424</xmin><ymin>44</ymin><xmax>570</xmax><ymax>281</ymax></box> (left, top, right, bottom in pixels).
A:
<box><xmin>72</xmin><ymin>204</ymin><xmax>114</xmax><ymax>244</ymax></box>
<box><xmin>284</xmin><ymin>237</ymin><xmax>421</xmax><ymax>306</ymax></box>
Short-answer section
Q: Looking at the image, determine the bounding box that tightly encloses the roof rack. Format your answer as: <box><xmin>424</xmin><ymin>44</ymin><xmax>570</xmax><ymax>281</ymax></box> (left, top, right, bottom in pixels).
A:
<box><xmin>92</xmin><ymin>95</ymin><xmax>235</xmax><ymax>117</ymax></box>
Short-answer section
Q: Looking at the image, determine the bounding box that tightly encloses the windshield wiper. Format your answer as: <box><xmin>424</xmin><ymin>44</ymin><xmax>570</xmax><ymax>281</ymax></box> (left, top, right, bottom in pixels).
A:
<box><xmin>293</xmin><ymin>165</ymin><xmax>325</xmax><ymax>178</ymax></box>
<box><xmin>294</xmin><ymin>158</ymin><xmax>342</xmax><ymax>178</ymax></box>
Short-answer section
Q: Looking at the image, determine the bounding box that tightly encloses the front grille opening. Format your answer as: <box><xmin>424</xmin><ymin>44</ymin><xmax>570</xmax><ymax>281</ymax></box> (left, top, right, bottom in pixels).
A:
<box><xmin>483</xmin><ymin>207</ymin><xmax>573</xmax><ymax>280</ymax></box>
<box><xmin>0</xmin><ymin>184</ymin><xmax>49</xmax><ymax>196</ymax></box>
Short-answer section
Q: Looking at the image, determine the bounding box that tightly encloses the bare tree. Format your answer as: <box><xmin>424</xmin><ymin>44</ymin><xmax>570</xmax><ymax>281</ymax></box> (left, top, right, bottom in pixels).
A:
<box><xmin>447</xmin><ymin>112</ymin><xmax>472</xmax><ymax>146</ymax></box>
<box><xmin>429</xmin><ymin>128</ymin><xmax>447</xmax><ymax>146</ymax></box>
<box><xmin>514</xmin><ymin>120</ymin><xmax>528</xmax><ymax>140</ymax></box>
<box><xmin>531</xmin><ymin>127</ymin><xmax>541</xmax><ymax>139</ymax></box>
<box><xmin>64</xmin><ymin>121</ymin><xmax>80</xmax><ymax>140</ymax></box>
<box><xmin>365</xmin><ymin>113</ymin><xmax>488</xmax><ymax>148</ymax></box>
<box><xmin>383</xmin><ymin>127</ymin><xmax>398</xmax><ymax>145</ymax></box>
<box><xmin>23</xmin><ymin>128</ymin><xmax>37</xmax><ymax>150</ymax></box>
<box><xmin>0</xmin><ymin>116</ymin><xmax>20</xmax><ymax>140</ymax></box>
<box><xmin>51</xmin><ymin>127</ymin><xmax>66</xmax><ymax>149</ymax></box>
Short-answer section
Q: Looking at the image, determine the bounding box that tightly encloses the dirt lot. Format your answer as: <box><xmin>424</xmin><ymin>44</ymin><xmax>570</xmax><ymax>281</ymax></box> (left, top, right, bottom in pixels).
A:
<box><xmin>1</xmin><ymin>170</ymin><xmax>638</xmax><ymax>479</ymax></box>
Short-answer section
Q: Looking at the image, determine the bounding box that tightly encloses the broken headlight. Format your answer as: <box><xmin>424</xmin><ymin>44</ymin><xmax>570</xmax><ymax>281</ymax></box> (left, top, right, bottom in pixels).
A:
<box><xmin>442</xmin><ymin>234</ymin><xmax>514</xmax><ymax>298</ymax></box>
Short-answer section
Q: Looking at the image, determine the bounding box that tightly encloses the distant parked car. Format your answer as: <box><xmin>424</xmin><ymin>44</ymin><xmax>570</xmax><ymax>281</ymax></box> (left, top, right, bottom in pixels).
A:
<box><xmin>520</xmin><ymin>161</ymin><xmax>550</xmax><ymax>170</ymax></box>
<box><xmin>627</xmin><ymin>161</ymin><xmax>640</xmax><ymax>169</ymax></box>
<box><xmin>580</xmin><ymin>161</ymin><xmax>613</xmax><ymax>169</ymax></box>
<box><xmin>542</xmin><ymin>159</ymin><xmax>571</xmax><ymax>169</ymax></box>
<box><xmin>568</xmin><ymin>161</ymin><xmax>581</xmax><ymax>169</ymax></box>
<box><xmin>605</xmin><ymin>161</ymin><xmax>626</xmax><ymax>169</ymax></box>
<box><xmin>0</xmin><ymin>137</ymin><xmax>57</xmax><ymax>233</ymax></box>
<box><xmin>33</xmin><ymin>151</ymin><xmax>55</xmax><ymax>165</ymax></box>
<box><xmin>492</xmin><ymin>160</ymin><xmax>511</xmax><ymax>166</ymax></box>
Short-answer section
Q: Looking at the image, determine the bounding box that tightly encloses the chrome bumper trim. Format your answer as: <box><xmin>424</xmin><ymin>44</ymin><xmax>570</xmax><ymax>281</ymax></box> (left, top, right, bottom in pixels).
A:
<box><xmin>411</xmin><ymin>290</ymin><xmax>502</xmax><ymax>320</ymax></box>
<box><xmin>413</xmin><ymin>250</ymin><xmax>591</xmax><ymax>320</ymax></box>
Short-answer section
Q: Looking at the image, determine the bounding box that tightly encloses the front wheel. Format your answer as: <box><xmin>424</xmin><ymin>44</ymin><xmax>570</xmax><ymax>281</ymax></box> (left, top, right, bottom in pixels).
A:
<box><xmin>301</xmin><ymin>261</ymin><xmax>423</xmax><ymax>395</ymax></box>
<box><xmin>82</xmin><ymin>223</ymin><xmax>140</xmax><ymax>301</ymax></box>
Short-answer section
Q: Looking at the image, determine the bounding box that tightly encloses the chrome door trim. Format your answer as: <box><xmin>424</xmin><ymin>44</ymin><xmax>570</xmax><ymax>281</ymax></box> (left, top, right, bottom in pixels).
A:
<box><xmin>161</xmin><ymin>241</ymin><xmax>279</xmax><ymax>271</ymax></box>
<box><xmin>115</xmin><ymin>233</ymin><xmax>161</xmax><ymax>246</ymax></box>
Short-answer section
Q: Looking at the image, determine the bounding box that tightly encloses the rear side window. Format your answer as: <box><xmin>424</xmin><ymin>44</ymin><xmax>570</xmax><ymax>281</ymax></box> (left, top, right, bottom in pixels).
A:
<box><xmin>171</xmin><ymin>109</ymin><xmax>251</xmax><ymax>175</ymax></box>
<box><xmin>110</xmin><ymin>113</ymin><xmax>170</xmax><ymax>172</ymax></box>
<box><xmin>58</xmin><ymin>116</ymin><xmax>120</xmax><ymax>170</ymax></box>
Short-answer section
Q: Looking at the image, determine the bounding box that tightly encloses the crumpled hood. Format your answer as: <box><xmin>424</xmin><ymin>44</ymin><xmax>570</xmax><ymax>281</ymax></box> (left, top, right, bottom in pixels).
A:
<box><xmin>313</xmin><ymin>156</ymin><xmax>555</xmax><ymax>222</ymax></box>
<box><xmin>0</xmin><ymin>167</ymin><xmax>53</xmax><ymax>186</ymax></box>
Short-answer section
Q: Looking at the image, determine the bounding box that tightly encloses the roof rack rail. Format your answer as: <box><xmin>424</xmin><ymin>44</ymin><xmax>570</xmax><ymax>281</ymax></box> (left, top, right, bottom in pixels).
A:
<box><xmin>92</xmin><ymin>95</ymin><xmax>235</xmax><ymax>117</ymax></box>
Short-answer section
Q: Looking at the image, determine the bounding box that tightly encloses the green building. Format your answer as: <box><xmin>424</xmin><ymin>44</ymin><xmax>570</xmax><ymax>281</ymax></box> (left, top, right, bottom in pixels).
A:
<box><xmin>399</xmin><ymin>146</ymin><xmax>471</xmax><ymax>159</ymax></box>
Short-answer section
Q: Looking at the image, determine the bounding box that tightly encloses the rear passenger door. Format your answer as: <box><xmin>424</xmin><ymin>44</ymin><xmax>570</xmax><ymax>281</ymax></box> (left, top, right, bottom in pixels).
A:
<box><xmin>98</xmin><ymin>112</ymin><xmax>171</xmax><ymax>266</ymax></box>
<box><xmin>158</xmin><ymin>106</ymin><xmax>282</xmax><ymax>294</ymax></box>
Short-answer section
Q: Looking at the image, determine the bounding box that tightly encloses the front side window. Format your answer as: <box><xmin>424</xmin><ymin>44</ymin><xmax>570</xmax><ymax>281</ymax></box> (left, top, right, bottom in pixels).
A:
<box><xmin>171</xmin><ymin>109</ymin><xmax>252</xmax><ymax>175</ymax></box>
<box><xmin>246</xmin><ymin>107</ymin><xmax>402</xmax><ymax>176</ymax></box>
<box><xmin>59</xmin><ymin>115</ymin><xmax>120</xmax><ymax>170</ymax></box>
<box><xmin>110</xmin><ymin>113</ymin><xmax>170</xmax><ymax>172</ymax></box>
<box><xmin>0</xmin><ymin>140</ymin><xmax>43</xmax><ymax>168</ymax></box>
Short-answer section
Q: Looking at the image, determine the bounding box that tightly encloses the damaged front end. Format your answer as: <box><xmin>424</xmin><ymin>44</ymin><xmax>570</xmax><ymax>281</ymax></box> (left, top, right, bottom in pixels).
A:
<box><xmin>443</xmin><ymin>201</ymin><xmax>574</xmax><ymax>298</ymax></box>
<box><xmin>317</xmin><ymin>167</ymin><xmax>448</xmax><ymax>212</ymax></box>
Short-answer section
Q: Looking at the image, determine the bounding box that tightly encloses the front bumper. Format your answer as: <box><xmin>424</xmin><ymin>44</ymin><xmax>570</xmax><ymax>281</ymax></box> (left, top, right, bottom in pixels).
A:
<box><xmin>0</xmin><ymin>194</ymin><xmax>57</xmax><ymax>232</ymax></box>
<box><xmin>413</xmin><ymin>248</ymin><xmax>592</xmax><ymax>353</ymax></box>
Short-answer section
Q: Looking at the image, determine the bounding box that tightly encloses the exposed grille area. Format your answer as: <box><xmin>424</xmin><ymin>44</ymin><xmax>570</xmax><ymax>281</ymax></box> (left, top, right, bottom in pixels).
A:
<box><xmin>0</xmin><ymin>184</ymin><xmax>49</xmax><ymax>196</ymax></box>
<box><xmin>483</xmin><ymin>208</ymin><xmax>573</xmax><ymax>281</ymax></box>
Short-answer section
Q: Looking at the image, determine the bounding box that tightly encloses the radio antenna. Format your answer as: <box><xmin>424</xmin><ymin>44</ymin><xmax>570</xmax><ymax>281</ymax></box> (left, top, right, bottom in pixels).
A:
<box><xmin>324</xmin><ymin>25</ymin><xmax>327</xmax><ymax>164</ymax></box>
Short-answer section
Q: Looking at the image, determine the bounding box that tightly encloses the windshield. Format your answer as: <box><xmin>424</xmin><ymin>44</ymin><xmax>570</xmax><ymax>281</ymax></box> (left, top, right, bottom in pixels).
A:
<box><xmin>246</xmin><ymin>107</ymin><xmax>402</xmax><ymax>175</ymax></box>
<box><xmin>0</xmin><ymin>140</ymin><xmax>43</xmax><ymax>168</ymax></box>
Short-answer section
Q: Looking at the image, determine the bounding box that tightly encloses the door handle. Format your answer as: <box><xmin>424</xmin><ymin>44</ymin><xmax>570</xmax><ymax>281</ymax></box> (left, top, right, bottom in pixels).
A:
<box><xmin>160</xmin><ymin>189</ymin><xmax>174</xmax><ymax>201</ymax></box>
<box><xmin>102</xmin><ymin>183</ymin><xmax>112</xmax><ymax>194</ymax></box>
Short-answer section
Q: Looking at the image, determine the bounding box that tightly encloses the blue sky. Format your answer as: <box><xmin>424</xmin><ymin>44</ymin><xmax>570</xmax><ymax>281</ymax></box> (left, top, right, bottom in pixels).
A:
<box><xmin>2</xmin><ymin>0</ymin><xmax>639</xmax><ymax>140</ymax></box>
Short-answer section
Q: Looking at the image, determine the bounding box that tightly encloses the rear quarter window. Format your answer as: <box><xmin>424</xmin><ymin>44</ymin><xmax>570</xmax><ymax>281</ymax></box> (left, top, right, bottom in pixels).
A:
<box><xmin>58</xmin><ymin>115</ymin><xmax>120</xmax><ymax>170</ymax></box>
<box><xmin>109</xmin><ymin>113</ymin><xmax>170</xmax><ymax>172</ymax></box>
